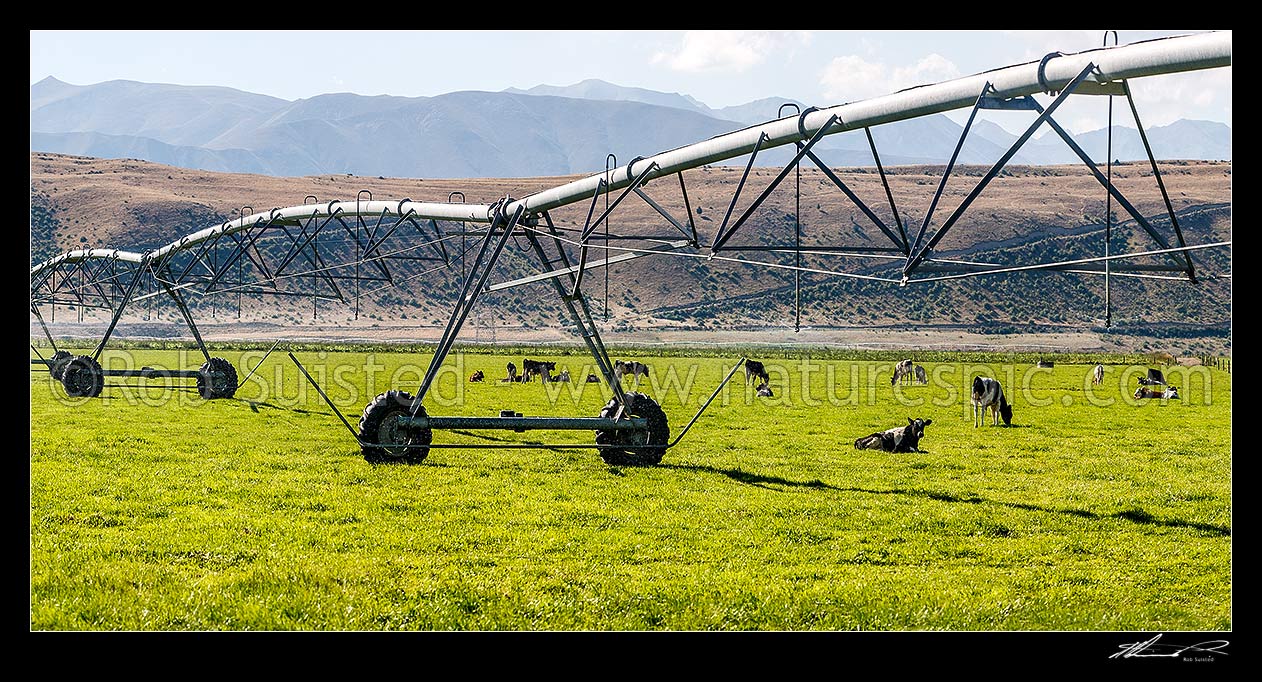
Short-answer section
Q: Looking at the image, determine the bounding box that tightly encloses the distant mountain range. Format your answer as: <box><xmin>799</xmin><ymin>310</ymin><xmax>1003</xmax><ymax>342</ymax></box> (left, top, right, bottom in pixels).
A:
<box><xmin>30</xmin><ymin>76</ymin><xmax>1231</xmax><ymax>179</ymax></box>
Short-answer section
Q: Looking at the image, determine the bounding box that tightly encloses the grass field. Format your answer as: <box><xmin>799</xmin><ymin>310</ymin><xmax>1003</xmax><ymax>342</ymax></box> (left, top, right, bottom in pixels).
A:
<box><xmin>29</xmin><ymin>346</ymin><xmax>1231</xmax><ymax>630</ymax></box>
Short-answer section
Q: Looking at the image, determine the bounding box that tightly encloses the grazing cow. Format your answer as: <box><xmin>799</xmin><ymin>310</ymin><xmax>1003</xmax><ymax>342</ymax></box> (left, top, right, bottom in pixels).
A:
<box><xmin>972</xmin><ymin>376</ymin><xmax>1012</xmax><ymax>427</ymax></box>
<box><xmin>469</xmin><ymin>370</ymin><xmax>485</xmax><ymax>383</ymax></box>
<box><xmin>522</xmin><ymin>359</ymin><xmax>556</xmax><ymax>382</ymax></box>
<box><xmin>745</xmin><ymin>359</ymin><xmax>770</xmax><ymax>385</ymax></box>
<box><xmin>755</xmin><ymin>382</ymin><xmax>773</xmax><ymax>397</ymax></box>
<box><xmin>1037</xmin><ymin>360</ymin><xmax>1055</xmax><ymax>368</ymax></box>
<box><xmin>502</xmin><ymin>362</ymin><xmax>519</xmax><ymax>383</ymax></box>
<box><xmin>891</xmin><ymin>359</ymin><xmax>914</xmax><ymax>386</ymax></box>
<box><xmin>586</xmin><ymin>373</ymin><xmax>601</xmax><ymax>383</ymax></box>
<box><xmin>914</xmin><ymin>365</ymin><xmax>928</xmax><ymax>385</ymax></box>
<box><xmin>1092</xmin><ymin>364</ymin><xmax>1105</xmax><ymax>385</ymax></box>
<box><xmin>615</xmin><ymin>360</ymin><xmax>649</xmax><ymax>383</ymax></box>
<box><xmin>854</xmin><ymin>418</ymin><xmax>933</xmax><ymax>453</ymax></box>
<box><xmin>1135</xmin><ymin>386</ymin><xmax>1179</xmax><ymax>400</ymax></box>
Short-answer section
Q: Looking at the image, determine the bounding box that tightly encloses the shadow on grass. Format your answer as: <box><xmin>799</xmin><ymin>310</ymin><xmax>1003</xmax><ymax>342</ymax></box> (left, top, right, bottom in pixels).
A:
<box><xmin>449</xmin><ymin>429</ymin><xmax>525</xmax><ymax>444</ymax></box>
<box><xmin>663</xmin><ymin>464</ymin><xmax>1230</xmax><ymax>537</ymax></box>
<box><xmin>660</xmin><ymin>464</ymin><xmax>834</xmax><ymax>492</ymax></box>
<box><xmin>340</xmin><ymin>451</ymin><xmax>452</xmax><ymax>467</ymax></box>
<box><xmin>238</xmin><ymin>399</ymin><xmax>330</xmax><ymax>416</ymax></box>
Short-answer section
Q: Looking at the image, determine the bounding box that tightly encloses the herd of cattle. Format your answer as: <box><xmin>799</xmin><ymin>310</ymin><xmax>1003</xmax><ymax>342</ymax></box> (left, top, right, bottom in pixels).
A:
<box><xmin>465</xmin><ymin>355</ymin><xmax>1180</xmax><ymax>455</ymax></box>
<box><xmin>469</xmin><ymin>357</ymin><xmax>779</xmax><ymax>397</ymax></box>
<box><xmin>857</xmin><ymin>361</ymin><xmax>1181</xmax><ymax>453</ymax></box>
<box><xmin>469</xmin><ymin>359</ymin><xmax>650</xmax><ymax>385</ymax></box>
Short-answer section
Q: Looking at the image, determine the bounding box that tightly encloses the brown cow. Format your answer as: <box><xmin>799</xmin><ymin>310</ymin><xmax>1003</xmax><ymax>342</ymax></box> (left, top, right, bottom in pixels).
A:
<box><xmin>1135</xmin><ymin>386</ymin><xmax>1179</xmax><ymax>400</ymax></box>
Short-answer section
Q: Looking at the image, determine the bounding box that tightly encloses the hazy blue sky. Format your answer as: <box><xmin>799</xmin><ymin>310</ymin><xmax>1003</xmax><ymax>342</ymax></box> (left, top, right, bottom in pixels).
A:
<box><xmin>30</xmin><ymin>30</ymin><xmax>1231</xmax><ymax>135</ymax></box>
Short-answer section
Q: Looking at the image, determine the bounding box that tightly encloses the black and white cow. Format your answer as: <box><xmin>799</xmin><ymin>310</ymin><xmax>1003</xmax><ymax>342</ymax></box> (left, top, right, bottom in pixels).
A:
<box><xmin>891</xmin><ymin>359</ymin><xmax>914</xmax><ymax>386</ymax></box>
<box><xmin>854</xmin><ymin>418</ymin><xmax>933</xmax><ymax>452</ymax></box>
<box><xmin>522</xmin><ymin>358</ymin><xmax>557</xmax><ymax>382</ymax></box>
<box><xmin>615</xmin><ymin>360</ymin><xmax>649</xmax><ymax>384</ymax></box>
<box><xmin>745</xmin><ymin>359</ymin><xmax>770</xmax><ymax>386</ymax></box>
<box><xmin>972</xmin><ymin>376</ymin><xmax>1012</xmax><ymax>427</ymax></box>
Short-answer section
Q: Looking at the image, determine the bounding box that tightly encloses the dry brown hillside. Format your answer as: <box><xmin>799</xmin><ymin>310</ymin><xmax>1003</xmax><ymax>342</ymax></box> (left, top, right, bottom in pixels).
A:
<box><xmin>30</xmin><ymin>153</ymin><xmax>1231</xmax><ymax>354</ymax></box>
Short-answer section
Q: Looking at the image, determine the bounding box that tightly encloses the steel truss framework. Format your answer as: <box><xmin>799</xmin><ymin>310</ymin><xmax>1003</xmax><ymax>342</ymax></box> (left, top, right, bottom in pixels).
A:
<box><xmin>29</xmin><ymin>32</ymin><xmax>1232</xmax><ymax>462</ymax></box>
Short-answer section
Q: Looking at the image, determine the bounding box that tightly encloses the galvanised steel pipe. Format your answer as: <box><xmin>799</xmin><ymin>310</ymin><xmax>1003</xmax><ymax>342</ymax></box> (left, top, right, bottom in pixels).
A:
<box><xmin>36</xmin><ymin>248</ymin><xmax>146</xmax><ymax>268</ymax></box>
<box><xmin>516</xmin><ymin>31</ymin><xmax>1231</xmax><ymax>215</ymax></box>
<box><xmin>30</xmin><ymin>200</ymin><xmax>485</xmax><ymax>276</ymax></box>
<box><xmin>30</xmin><ymin>31</ymin><xmax>1230</xmax><ymax>279</ymax></box>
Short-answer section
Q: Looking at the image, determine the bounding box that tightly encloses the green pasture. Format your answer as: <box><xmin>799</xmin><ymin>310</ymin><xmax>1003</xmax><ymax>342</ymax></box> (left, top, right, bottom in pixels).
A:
<box><xmin>29</xmin><ymin>346</ymin><xmax>1231</xmax><ymax>630</ymax></box>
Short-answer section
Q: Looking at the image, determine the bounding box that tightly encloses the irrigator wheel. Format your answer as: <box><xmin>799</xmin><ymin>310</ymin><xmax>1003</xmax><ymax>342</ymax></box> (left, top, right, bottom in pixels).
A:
<box><xmin>197</xmin><ymin>357</ymin><xmax>239</xmax><ymax>399</ymax></box>
<box><xmin>358</xmin><ymin>390</ymin><xmax>432</xmax><ymax>465</ymax></box>
<box><xmin>594</xmin><ymin>392</ymin><xmax>670</xmax><ymax>466</ymax></box>
<box><xmin>61</xmin><ymin>355</ymin><xmax>104</xmax><ymax>398</ymax></box>
<box><xmin>49</xmin><ymin>350</ymin><xmax>73</xmax><ymax>381</ymax></box>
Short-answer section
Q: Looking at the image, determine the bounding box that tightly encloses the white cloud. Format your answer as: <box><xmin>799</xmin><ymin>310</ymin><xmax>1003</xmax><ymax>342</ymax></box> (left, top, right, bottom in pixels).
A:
<box><xmin>652</xmin><ymin>31</ymin><xmax>812</xmax><ymax>73</ymax></box>
<box><xmin>820</xmin><ymin>53</ymin><xmax>961</xmax><ymax>101</ymax></box>
<box><xmin>893</xmin><ymin>53</ymin><xmax>961</xmax><ymax>91</ymax></box>
<box><xmin>818</xmin><ymin>56</ymin><xmax>885</xmax><ymax>100</ymax></box>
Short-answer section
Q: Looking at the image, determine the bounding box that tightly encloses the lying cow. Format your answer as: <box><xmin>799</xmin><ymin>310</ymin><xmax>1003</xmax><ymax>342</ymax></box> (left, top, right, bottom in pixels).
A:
<box><xmin>586</xmin><ymin>373</ymin><xmax>601</xmax><ymax>383</ymax></box>
<box><xmin>854</xmin><ymin>418</ymin><xmax>933</xmax><ymax>453</ymax></box>
<box><xmin>554</xmin><ymin>369</ymin><xmax>571</xmax><ymax>383</ymax></box>
<box><xmin>469</xmin><ymin>370</ymin><xmax>485</xmax><ymax>383</ymax></box>
<box><xmin>755</xmin><ymin>382</ymin><xmax>773</xmax><ymax>397</ymax></box>
<box><xmin>1135</xmin><ymin>386</ymin><xmax>1180</xmax><ymax>400</ymax></box>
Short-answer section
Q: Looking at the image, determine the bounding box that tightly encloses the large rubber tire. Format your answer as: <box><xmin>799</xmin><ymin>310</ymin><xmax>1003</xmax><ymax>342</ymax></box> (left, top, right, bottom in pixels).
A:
<box><xmin>358</xmin><ymin>390</ymin><xmax>432</xmax><ymax>464</ymax></box>
<box><xmin>61</xmin><ymin>355</ymin><xmax>104</xmax><ymax>398</ymax></box>
<box><xmin>595</xmin><ymin>392</ymin><xmax>670</xmax><ymax>466</ymax></box>
<box><xmin>197</xmin><ymin>357</ymin><xmax>239</xmax><ymax>399</ymax></box>
<box><xmin>49</xmin><ymin>350</ymin><xmax>73</xmax><ymax>381</ymax></box>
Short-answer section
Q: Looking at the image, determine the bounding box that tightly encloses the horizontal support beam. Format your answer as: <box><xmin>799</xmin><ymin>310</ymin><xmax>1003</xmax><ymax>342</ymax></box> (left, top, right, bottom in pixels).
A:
<box><xmin>100</xmin><ymin>368</ymin><xmax>202</xmax><ymax>379</ymax></box>
<box><xmin>406</xmin><ymin>415</ymin><xmax>647</xmax><ymax>431</ymax></box>
<box><xmin>721</xmin><ymin>245</ymin><xmax>905</xmax><ymax>253</ymax></box>
<box><xmin>486</xmin><ymin>239</ymin><xmax>691</xmax><ymax>292</ymax></box>
<box><xmin>917</xmin><ymin>261</ymin><xmax>1188</xmax><ymax>274</ymax></box>
<box><xmin>906</xmin><ymin>241</ymin><xmax>1229</xmax><ymax>283</ymax></box>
